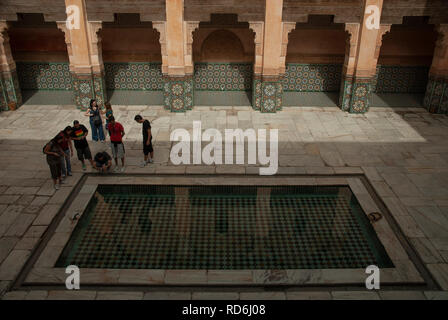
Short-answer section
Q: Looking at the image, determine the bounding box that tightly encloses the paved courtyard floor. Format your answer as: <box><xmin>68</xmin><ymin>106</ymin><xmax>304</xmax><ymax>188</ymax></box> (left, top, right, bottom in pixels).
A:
<box><xmin>0</xmin><ymin>104</ymin><xmax>448</xmax><ymax>300</ymax></box>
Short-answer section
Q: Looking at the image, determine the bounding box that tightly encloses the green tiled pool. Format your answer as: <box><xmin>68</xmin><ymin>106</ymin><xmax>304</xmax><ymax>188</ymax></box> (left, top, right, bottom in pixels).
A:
<box><xmin>56</xmin><ymin>185</ymin><xmax>393</xmax><ymax>270</ymax></box>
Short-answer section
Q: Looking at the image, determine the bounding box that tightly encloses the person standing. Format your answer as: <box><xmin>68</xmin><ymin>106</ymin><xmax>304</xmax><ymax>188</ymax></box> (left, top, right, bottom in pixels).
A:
<box><xmin>134</xmin><ymin>115</ymin><xmax>154</xmax><ymax>167</ymax></box>
<box><xmin>57</xmin><ymin>126</ymin><xmax>73</xmax><ymax>178</ymax></box>
<box><xmin>101</xmin><ymin>102</ymin><xmax>114</xmax><ymax>139</ymax></box>
<box><xmin>84</xmin><ymin>99</ymin><xmax>105</xmax><ymax>142</ymax></box>
<box><xmin>106</xmin><ymin>116</ymin><xmax>126</xmax><ymax>172</ymax></box>
<box><xmin>71</xmin><ymin>120</ymin><xmax>94</xmax><ymax>171</ymax></box>
<box><xmin>43</xmin><ymin>135</ymin><xmax>65</xmax><ymax>190</ymax></box>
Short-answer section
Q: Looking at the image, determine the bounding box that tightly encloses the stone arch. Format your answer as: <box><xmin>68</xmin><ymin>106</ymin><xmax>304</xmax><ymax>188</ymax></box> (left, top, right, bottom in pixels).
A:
<box><xmin>192</xmin><ymin>14</ymin><xmax>255</xmax><ymax>105</ymax></box>
<box><xmin>198</xmin><ymin>29</ymin><xmax>247</xmax><ymax>62</ymax></box>
<box><xmin>374</xmin><ymin>17</ymin><xmax>437</xmax><ymax>98</ymax></box>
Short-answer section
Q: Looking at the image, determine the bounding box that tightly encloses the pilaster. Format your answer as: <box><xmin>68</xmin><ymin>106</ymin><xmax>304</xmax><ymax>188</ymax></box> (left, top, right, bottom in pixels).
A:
<box><xmin>0</xmin><ymin>21</ymin><xmax>22</xmax><ymax>111</ymax></box>
<box><xmin>60</xmin><ymin>0</ymin><xmax>107</xmax><ymax>110</ymax></box>
<box><xmin>253</xmin><ymin>0</ymin><xmax>284</xmax><ymax>112</ymax></box>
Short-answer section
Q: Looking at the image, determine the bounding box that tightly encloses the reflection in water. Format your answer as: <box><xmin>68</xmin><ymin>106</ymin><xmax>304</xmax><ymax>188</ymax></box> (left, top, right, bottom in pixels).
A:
<box><xmin>56</xmin><ymin>185</ymin><xmax>393</xmax><ymax>269</ymax></box>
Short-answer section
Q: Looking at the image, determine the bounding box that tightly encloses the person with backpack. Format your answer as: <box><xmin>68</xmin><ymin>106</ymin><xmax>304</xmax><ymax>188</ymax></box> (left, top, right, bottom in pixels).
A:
<box><xmin>57</xmin><ymin>126</ymin><xmax>74</xmax><ymax>178</ymax></box>
<box><xmin>84</xmin><ymin>99</ymin><xmax>105</xmax><ymax>142</ymax></box>
<box><xmin>43</xmin><ymin>135</ymin><xmax>65</xmax><ymax>190</ymax></box>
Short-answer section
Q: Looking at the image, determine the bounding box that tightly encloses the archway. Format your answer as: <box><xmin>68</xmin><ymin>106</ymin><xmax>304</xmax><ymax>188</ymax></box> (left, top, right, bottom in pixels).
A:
<box><xmin>372</xmin><ymin>17</ymin><xmax>437</xmax><ymax>108</ymax></box>
<box><xmin>8</xmin><ymin>13</ymin><xmax>72</xmax><ymax>105</ymax></box>
<box><xmin>283</xmin><ymin>15</ymin><xmax>346</xmax><ymax>107</ymax></box>
<box><xmin>192</xmin><ymin>14</ymin><xmax>255</xmax><ymax>106</ymax></box>
<box><xmin>101</xmin><ymin>13</ymin><xmax>163</xmax><ymax>105</ymax></box>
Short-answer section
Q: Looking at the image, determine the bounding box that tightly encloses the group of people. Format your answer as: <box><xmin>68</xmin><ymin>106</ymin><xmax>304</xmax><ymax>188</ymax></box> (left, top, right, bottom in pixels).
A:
<box><xmin>43</xmin><ymin>99</ymin><xmax>155</xmax><ymax>190</ymax></box>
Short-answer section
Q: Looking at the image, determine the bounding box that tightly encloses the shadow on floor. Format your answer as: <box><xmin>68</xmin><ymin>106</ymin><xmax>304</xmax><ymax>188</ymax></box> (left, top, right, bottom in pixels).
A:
<box><xmin>371</xmin><ymin>93</ymin><xmax>424</xmax><ymax>108</ymax></box>
<box><xmin>283</xmin><ymin>92</ymin><xmax>339</xmax><ymax>107</ymax></box>
<box><xmin>194</xmin><ymin>91</ymin><xmax>252</xmax><ymax>106</ymax></box>
<box><xmin>21</xmin><ymin>90</ymin><xmax>74</xmax><ymax>105</ymax></box>
<box><xmin>107</xmin><ymin>91</ymin><xmax>164</xmax><ymax>106</ymax></box>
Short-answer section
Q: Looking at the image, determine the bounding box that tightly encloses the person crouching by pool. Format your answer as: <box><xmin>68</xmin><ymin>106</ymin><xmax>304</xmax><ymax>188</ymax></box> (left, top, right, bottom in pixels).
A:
<box><xmin>43</xmin><ymin>135</ymin><xmax>65</xmax><ymax>190</ymax></box>
<box><xmin>93</xmin><ymin>151</ymin><xmax>112</xmax><ymax>173</ymax></box>
<box><xmin>106</xmin><ymin>116</ymin><xmax>126</xmax><ymax>172</ymax></box>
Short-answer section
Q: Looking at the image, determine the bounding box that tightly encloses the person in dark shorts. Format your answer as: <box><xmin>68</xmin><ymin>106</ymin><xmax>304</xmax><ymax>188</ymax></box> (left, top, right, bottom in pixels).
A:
<box><xmin>134</xmin><ymin>115</ymin><xmax>154</xmax><ymax>167</ymax></box>
<box><xmin>93</xmin><ymin>151</ymin><xmax>112</xmax><ymax>173</ymax></box>
<box><xmin>71</xmin><ymin>120</ymin><xmax>94</xmax><ymax>171</ymax></box>
<box><xmin>43</xmin><ymin>135</ymin><xmax>65</xmax><ymax>190</ymax></box>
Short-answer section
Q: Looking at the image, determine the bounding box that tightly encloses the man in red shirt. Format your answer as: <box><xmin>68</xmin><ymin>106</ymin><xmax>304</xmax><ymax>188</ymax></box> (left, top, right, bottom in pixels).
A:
<box><xmin>106</xmin><ymin>116</ymin><xmax>126</xmax><ymax>172</ymax></box>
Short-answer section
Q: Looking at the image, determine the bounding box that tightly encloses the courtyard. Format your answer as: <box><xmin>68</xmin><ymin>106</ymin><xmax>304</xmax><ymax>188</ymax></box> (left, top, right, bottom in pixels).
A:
<box><xmin>0</xmin><ymin>104</ymin><xmax>448</xmax><ymax>300</ymax></box>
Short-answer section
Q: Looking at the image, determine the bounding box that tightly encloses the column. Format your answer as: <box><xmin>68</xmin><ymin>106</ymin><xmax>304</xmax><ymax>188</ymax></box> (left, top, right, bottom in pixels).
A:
<box><xmin>252</xmin><ymin>0</ymin><xmax>284</xmax><ymax>113</ymax></box>
<box><xmin>58</xmin><ymin>0</ymin><xmax>107</xmax><ymax>110</ymax></box>
<box><xmin>163</xmin><ymin>0</ymin><xmax>193</xmax><ymax>112</ymax></box>
<box><xmin>339</xmin><ymin>23</ymin><xmax>360</xmax><ymax>111</ymax></box>
<box><xmin>0</xmin><ymin>21</ymin><xmax>22</xmax><ymax>111</ymax></box>
<box><xmin>424</xmin><ymin>25</ymin><xmax>448</xmax><ymax>114</ymax></box>
<box><xmin>339</xmin><ymin>0</ymin><xmax>385</xmax><ymax>113</ymax></box>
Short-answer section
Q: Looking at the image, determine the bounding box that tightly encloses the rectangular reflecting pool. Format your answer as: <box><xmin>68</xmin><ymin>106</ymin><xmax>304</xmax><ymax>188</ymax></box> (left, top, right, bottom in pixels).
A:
<box><xmin>56</xmin><ymin>185</ymin><xmax>393</xmax><ymax>270</ymax></box>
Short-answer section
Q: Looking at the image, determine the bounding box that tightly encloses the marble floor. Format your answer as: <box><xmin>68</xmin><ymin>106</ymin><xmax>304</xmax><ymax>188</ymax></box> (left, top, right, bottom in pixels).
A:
<box><xmin>0</xmin><ymin>104</ymin><xmax>448</xmax><ymax>300</ymax></box>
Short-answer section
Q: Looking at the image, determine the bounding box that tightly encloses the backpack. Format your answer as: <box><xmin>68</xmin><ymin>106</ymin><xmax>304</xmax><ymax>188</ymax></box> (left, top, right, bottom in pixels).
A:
<box><xmin>91</xmin><ymin>108</ymin><xmax>102</xmax><ymax>127</ymax></box>
<box><xmin>43</xmin><ymin>142</ymin><xmax>50</xmax><ymax>154</ymax></box>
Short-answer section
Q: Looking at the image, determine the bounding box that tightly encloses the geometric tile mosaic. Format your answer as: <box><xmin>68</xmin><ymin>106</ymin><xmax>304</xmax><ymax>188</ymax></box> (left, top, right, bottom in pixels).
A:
<box><xmin>253</xmin><ymin>77</ymin><xmax>283</xmax><ymax>112</ymax></box>
<box><xmin>282</xmin><ymin>64</ymin><xmax>342</xmax><ymax>92</ymax></box>
<box><xmin>163</xmin><ymin>76</ymin><xmax>194</xmax><ymax>112</ymax></box>
<box><xmin>104</xmin><ymin>63</ymin><xmax>163</xmax><ymax>91</ymax></box>
<box><xmin>372</xmin><ymin>65</ymin><xmax>429</xmax><ymax>93</ymax></box>
<box><xmin>194</xmin><ymin>63</ymin><xmax>253</xmax><ymax>91</ymax></box>
<box><xmin>1</xmin><ymin>69</ymin><xmax>22</xmax><ymax>110</ymax></box>
<box><xmin>56</xmin><ymin>185</ymin><xmax>393</xmax><ymax>270</ymax></box>
<box><xmin>16</xmin><ymin>62</ymin><xmax>73</xmax><ymax>90</ymax></box>
<box><xmin>424</xmin><ymin>76</ymin><xmax>448</xmax><ymax>114</ymax></box>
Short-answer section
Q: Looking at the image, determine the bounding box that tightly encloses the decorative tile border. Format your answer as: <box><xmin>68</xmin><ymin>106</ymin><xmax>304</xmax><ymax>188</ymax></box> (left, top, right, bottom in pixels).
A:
<box><xmin>282</xmin><ymin>64</ymin><xmax>342</xmax><ymax>92</ymax></box>
<box><xmin>0</xmin><ymin>70</ymin><xmax>22</xmax><ymax>111</ymax></box>
<box><xmin>338</xmin><ymin>75</ymin><xmax>353</xmax><ymax>112</ymax></box>
<box><xmin>0</xmin><ymin>76</ymin><xmax>6</xmax><ymax>110</ymax></box>
<box><xmin>93</xmin><ymin>73</ymin><xmax>107</xmax><ymax>107</ymax></box>
<box><xmin>253</xmin><ymin>76</ymin><xmax>283</xmax><ymax>113</ymax></box>
<box><xmin>72</xmin><ymin>73</ymin><xmax>107</xmax><ymax>111</ymax></box>
<box><xmin>194</xmin><ymin>63</ymin><xmax>252</xmax><ymax>91</ymax></box>
<box><xmin>163</xmin><ymin>76</ymin><xmax>194</xmax><ymax>112</ymax></box>
<box><xmin>104</xmin><ymin>63</ymin><xmax>163</xmax><ymax>91</ymax></box>
<box><xmin>423</xmin><ymin>75</ymin><xmax>448</xmax><ymax>114</ymax></box>
<box><xmin>372</xmin><ymin>65</ymin><xmax>429</xmax><ymax>94</ymax></box>
<box><xmin>22</xmin><ymin>175</ymin><xmax>425</xmax><ymax>287</ymax></box>
<box><xmin>16</xmin><ymin>62</ymin><xmax>73</xmax><ymax>90</ymax></box>
<box><xmin>349</xmin><ymin>78</ymin><xmax>373</xmax><ymax>114</ymax></box>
